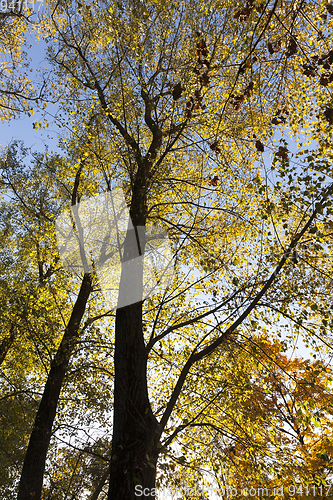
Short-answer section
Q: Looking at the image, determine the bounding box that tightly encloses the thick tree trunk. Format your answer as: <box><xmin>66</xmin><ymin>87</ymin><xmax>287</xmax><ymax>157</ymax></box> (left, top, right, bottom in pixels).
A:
<box><xmin>108</xmin><ymin>183</ymin><xmax>160</xmax><ymax>499</ymax></box>
<box><xmin>17</xmin><ymin>273</ymin><xmax>92</xmax><ymax>500</ymax></box>
<box><xmin>108</xmin><ymin>299</ymin><xmax>160</xmax><ymax>500</ymax></box>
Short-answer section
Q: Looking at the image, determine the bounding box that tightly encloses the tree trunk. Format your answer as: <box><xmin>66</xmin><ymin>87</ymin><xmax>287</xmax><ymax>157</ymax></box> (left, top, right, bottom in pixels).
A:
<box><xmin>0</xmin><ymin>324</ymin><xmax>15</xmax><ymax>366</ymax></box>
<box><xmin>108</xmin><ymin>299</ymin><xmax>160</xmax><ymax>500</ymax></box>
<box><xmin>108</xmin><ymin>196</ymin><xmax>160</xmax><ymax>499</ymax></box>
<box><xmin>17</xmin><ymin>273</ymin><xmax>92</xmax><ymax>500</ymax></box>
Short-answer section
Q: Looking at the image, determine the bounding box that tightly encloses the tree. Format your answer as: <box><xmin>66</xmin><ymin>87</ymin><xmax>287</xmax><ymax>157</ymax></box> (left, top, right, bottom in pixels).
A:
<box><xmin>1</xmin><ymin>0</ymin><xmax>333</xmax><ymax>498</ymax></box>
<box><xmin>164</xmin><ymin>333</ymin><xmax>333</xmax><ymax>498</ymax></box>
<box><xmin>0</xmin><ymin>2</ymin><xmax>46</xmax><ymax>120</ymax></box>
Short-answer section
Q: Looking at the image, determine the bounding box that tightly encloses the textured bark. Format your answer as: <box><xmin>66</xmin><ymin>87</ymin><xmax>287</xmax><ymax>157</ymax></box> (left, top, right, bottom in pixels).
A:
<box><xmin>108</xmin><ymin>297</ymin><xmax>160</xmax><ymax>500</ymax></box>
<box><xmin>108</xmin><ymin>164</ymin><xmax>160</xmax><ymax>500</ymax></box>
<box><xmin>17</xmin><ymin>273</ymin><xmax>92</xmax><ymax>500</ymax></box>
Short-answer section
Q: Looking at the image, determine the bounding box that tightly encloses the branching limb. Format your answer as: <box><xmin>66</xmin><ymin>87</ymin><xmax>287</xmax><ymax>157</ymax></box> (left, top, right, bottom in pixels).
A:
<box><xmin>159</xmin><ymin>195</ymin><xmax>327</xmax><ymax>433</ymax></box>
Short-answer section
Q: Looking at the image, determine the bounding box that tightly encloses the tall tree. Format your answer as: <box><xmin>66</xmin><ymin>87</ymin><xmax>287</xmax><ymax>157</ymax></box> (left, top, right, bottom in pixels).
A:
<box><xmin>0</xmin><ymin>0</ymin><xmax>333</xmax><ymax>498</ymax></box>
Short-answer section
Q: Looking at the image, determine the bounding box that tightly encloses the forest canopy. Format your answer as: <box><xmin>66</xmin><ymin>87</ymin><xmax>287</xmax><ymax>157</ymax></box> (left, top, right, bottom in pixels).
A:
<box><xmin>1</xmin><ymin>1</ymin><xmax>333</xmax><ymax>499</ymax></box>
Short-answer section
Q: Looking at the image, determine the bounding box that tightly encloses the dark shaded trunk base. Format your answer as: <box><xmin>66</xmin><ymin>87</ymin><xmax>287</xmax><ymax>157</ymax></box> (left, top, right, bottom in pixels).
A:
<box><xmin>108</xmin><ymin>446</ymin><xmax>159</xmax><ymax>500</ymax></box>
<box><xmin>107</xmin><ymin>297</ymin><xmax>160</xmax><ymax>500</ymax></box>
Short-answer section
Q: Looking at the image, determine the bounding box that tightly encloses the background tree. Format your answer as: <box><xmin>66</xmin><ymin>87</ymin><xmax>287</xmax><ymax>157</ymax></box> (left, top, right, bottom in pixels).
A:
<box><xmin>0</xmin><ymin>2</ymin><xmax>47</xmax><ymax>120</ymax></box>
<box><xmin>165</xmin><ymin>334</ymin><xmax>333</xmax><ymax>498</ymax></box>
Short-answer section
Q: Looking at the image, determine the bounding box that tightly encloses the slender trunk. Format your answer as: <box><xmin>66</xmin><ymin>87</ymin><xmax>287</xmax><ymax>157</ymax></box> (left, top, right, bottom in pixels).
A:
<box><xmin>0</xmin><ymin>324</ymin><xmax>15</xmax><ymax>366</ymax></box>
<box><xmin>17</xmin><ymin>273</ymin><xmax>92</xmax><ymax>500</ymax></box>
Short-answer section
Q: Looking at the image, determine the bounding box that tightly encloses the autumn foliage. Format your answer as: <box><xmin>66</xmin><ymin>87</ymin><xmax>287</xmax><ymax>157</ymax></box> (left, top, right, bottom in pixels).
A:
<box><xmin>1</xmin><ymin>0</ymin><xmax>333</xmax><ymax>499</ymax></box>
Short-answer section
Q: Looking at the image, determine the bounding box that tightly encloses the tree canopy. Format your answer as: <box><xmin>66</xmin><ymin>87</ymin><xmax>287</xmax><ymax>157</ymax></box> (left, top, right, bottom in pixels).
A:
<box><xmin>1</xmin><ymin>0</ymin><xmax>333</xmax><ymax>499</ymax></box>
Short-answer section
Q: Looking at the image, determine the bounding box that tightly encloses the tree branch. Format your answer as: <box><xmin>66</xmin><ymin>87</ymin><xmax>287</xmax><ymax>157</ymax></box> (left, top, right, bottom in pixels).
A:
<box><xmin>159</xmin><ymin>192</ymin><xmax>330</xmax><ymax>432</ymax></box>
<box><xmin>90</xmin><ymin>466</ymin><xmax>110</xmax><ymax>500</ymax></box>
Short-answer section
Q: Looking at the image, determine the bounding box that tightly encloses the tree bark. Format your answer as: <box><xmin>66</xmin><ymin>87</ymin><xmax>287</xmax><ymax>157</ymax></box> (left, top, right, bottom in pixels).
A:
<box><xmin>17</xmin><ymin>273</ymin><xmax>92</xmax><ymax>500</ymax></box>
<box><xmin>108</xmin><ymin>170</ymin><xmax>160</xmax><ymax>500</ymax></box>
<box><xmin>108</xmin><ymin>297</ymin><xmax>160</xmax><ymax>500</ymax></box>
<box><xmin>0</xmin><ymin>324</ymin><xmax>15</xmax><ymax>366</ymax></box>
